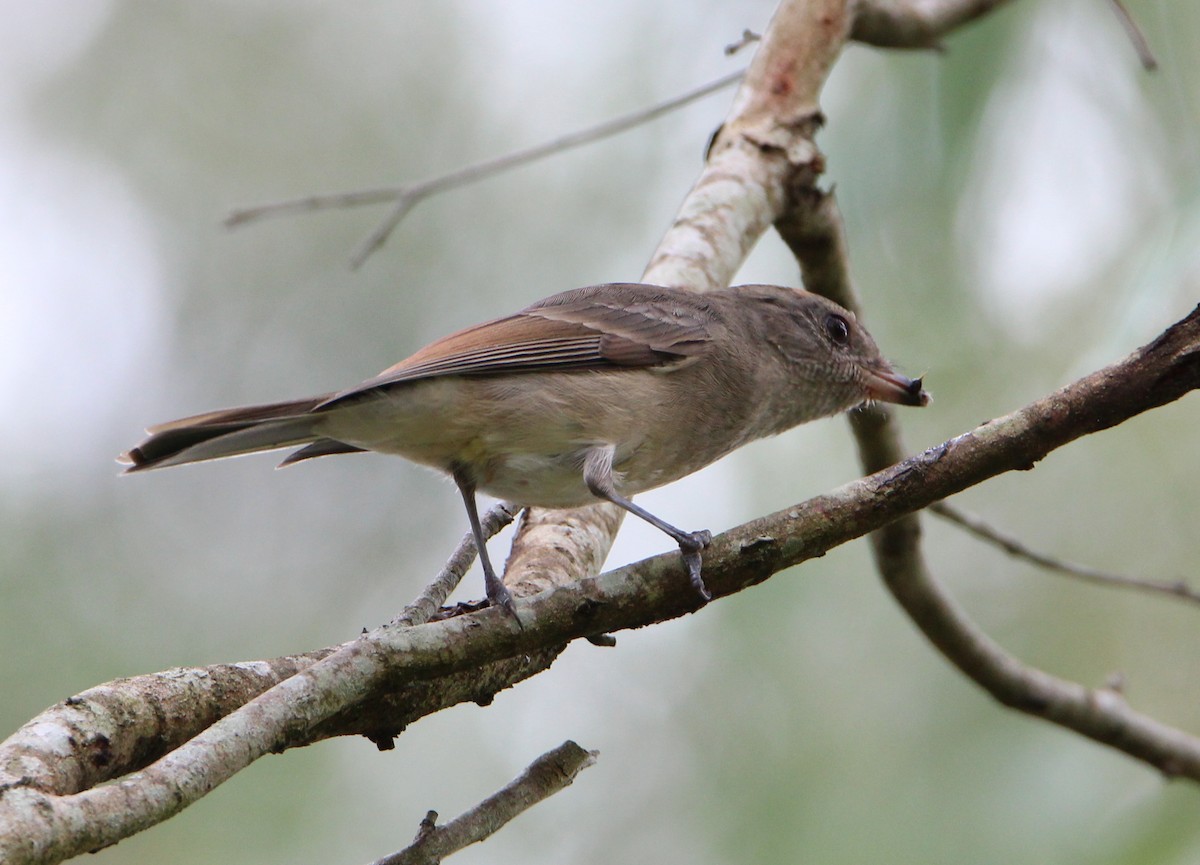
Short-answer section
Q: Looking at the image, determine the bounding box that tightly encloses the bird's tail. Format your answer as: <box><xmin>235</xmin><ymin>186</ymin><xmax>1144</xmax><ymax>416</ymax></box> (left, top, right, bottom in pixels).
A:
<box><xmin>119</xmin><ymin>395</ymin><xmax>352</xmax><ymax>472</ymax></box>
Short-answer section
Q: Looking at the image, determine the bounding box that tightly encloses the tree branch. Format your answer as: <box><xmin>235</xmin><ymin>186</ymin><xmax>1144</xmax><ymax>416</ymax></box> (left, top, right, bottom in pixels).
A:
<box><xmin>5</xmin><ymin>1</ymin><xmax>1182</xmax><ymax>861</ymax></box>
<box><xmin>223</xmin><ymin>70</ymin><xmax>744</xmax><ymax>268</ymax></box>
<box><xmin>777</xmin><ymin>186</ymin><xmax>1200</xmax><ymax>779</ymax></box>
<box><xmin>0</xmin><ymin>502</ymin><xmax>550</xmax><ymax>798</ymax></box>
<box><xmin>930</xmin><ymin>501</ymin><xmax>1200</xmax><ymax>605</ymax></box>
<box><xmin>1106</xmin><ymin>0</ymin><xmax>1159</xmax><ymax>71</ymax></box>
<box><xmin>392</xmin><ymin>502</ymin><xmax>519</xmax><ymax>627</ymax></box>
<box><xmin>4</xmin><ymin>298</ymin><xmax>1199</xmax><ymax>864</ymax></box>
<box><xmin>850</xmin><ymin>0</ymin><xmax>1017</xmax><ymax>49</ymax></box>
<box><xmin>851</xmin><ymin>0</ymin><xmax>1159</xmax><ymax>71</ymax></box>
<box><xmin>371</xmin><ymin>741</ymin><xmax>596</xmax><ymax>865</ymax></box>
<box><xmin>503</xmin><ymin>0</ymin><xmax>849</xmax><ymax>611</ymax></box>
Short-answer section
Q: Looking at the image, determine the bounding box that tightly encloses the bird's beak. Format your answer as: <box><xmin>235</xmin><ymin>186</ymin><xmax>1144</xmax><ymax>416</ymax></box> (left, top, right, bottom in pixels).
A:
<box><xmin>863</xmin><ymin>369</ymin><xmax>931</xmax><ymax>407</ymax></box>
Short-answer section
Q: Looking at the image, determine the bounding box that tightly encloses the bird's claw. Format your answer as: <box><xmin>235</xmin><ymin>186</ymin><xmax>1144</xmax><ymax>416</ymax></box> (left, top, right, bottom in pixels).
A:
<box><xmin>679</xmin><ymin>530</ymin><xmax>713</xmax><ymax>603</ymax></box>
<box><xmin>485</xmin><ymin>577</ymin><xmax>522</xmax><ymax>626</ymax></box>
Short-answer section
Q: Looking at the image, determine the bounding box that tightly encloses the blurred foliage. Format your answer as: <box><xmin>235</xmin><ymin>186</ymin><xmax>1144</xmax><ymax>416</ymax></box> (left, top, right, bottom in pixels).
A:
<box><xmin>2</xmin><ymin>1</ymin><xmax>1199</xmax><ymax>864</ymax></box>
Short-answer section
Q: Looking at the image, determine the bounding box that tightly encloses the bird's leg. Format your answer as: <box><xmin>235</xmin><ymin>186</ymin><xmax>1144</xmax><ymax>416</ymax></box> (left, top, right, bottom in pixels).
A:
<box><xmin>583</xmin><ymin>445</ymin><xmax>713</xmax><ymax>603</ymax></box>
<box><xmin>453</xmin><ymin>468</ymin><xmax>519</xmax><ymax>621</ymax></box>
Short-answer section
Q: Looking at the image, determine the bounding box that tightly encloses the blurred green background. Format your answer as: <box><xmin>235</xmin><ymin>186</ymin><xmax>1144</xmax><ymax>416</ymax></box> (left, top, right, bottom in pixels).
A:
<box><xmin>3</xmin><ymin>1</ymin><xmax>1199</xmax><ymax>863</ymax></box>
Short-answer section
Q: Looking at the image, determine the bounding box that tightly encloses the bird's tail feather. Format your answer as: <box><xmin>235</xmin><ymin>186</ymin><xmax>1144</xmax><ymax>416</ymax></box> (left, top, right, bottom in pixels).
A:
<box><xmin>120</xmin><ymin>395</ymin><xmax>334</xmax><ymax>472</ymax></box>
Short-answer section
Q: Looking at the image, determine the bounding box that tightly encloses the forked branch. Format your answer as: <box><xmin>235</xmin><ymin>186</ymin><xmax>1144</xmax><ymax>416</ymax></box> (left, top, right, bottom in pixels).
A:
<box><xmin>0</xmin><ymin>0</ymin><xmax>1182</xmax><ymax>862</ymax></box>
<box><xmin>3</xmin><ymin>299</ymin><xmax>1199</xmax><ymax>864</ymax></box>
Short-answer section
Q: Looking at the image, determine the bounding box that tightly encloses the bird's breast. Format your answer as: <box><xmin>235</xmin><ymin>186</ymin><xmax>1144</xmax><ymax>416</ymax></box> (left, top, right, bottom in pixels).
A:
<box><xmin>313</xmin><ymin>367</ymin><xmax>764</xmax><ymax>505</ymax></box>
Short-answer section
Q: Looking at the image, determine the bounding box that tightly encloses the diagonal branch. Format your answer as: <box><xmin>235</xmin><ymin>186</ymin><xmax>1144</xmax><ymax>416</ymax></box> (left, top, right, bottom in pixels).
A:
<box><xmin>930</xmin><ymin>501</ymin><xmax>1200</xmax><ymax>605</ymax></box>
<box><xmin>4</xmin><ymin>299</ymin><xmax>1200</xmax><ymax>864</ymax></box>
<box><xmin>224</xmin><ymin>70</ymin><xmax>744</xmax><ymax>268</ymax></box>
<box><xmin>850</xmin><ymin>0</ymin><xmax>1018</xmax><ymax>49</ymax></box>
<box><xmin>5</xmin><ymin>1</ymin><xmax>1181</xmax><ymax>862</ymax></box>
<box><xmin>371</xmin><ymin>741</ymin><xmax>596</xmax><ymax>865</ymax></box>
<box><xmin>503</xmin><ymin>0</ymin><xmax>850</xmax><ymax>606</ymax></box>
<box><xmin>776</xmin><ymin>185</ymin><xmax>1200</xmax><ymax>779</ymax></box>
<box><xmin>1106</xmin><ymin>0</ymin><xmax>1159</xmax><ymax>70</ymax></box>
<box><xmin>0</xmin><ymin>502</ymin><xmax>550</xmax><ymax>796</ymax></box>
<box><xmin>392</xmin><ymin>502</ymin><xmax>519</xmax><ymax>627</ymax></box>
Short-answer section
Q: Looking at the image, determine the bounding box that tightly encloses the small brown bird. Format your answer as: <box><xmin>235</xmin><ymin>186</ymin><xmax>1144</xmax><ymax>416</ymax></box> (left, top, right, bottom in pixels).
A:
<box><xmin>122</xmin><ymin>283</ymin><xmax>929</xmax><ymax>615</ymax></box>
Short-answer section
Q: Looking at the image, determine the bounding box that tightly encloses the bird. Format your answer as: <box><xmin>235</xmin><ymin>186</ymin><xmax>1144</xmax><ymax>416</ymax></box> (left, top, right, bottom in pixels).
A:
<box><xmin>121</xmin><ymin>282</ymin><xmax>929</xmax><ymax>616</ymax></box>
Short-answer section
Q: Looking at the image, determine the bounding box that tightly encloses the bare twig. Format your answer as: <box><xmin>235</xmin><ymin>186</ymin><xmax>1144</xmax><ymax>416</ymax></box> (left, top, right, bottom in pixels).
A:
<box><xmin>852</xmin><ymin>0</ymin><xmax>1158</xmax><ymax>69</ymax></box>
<box><xmin>930</xmin><ymin>501</ymin><xmax>1200</xmax><ymax>605</ymax></box>
<box><xmin>408</xmin><ymin>811</ymin><xmax>439</xmax><ymax>848</ymax></box>
<box><xmin>224</xmin><ymin>69</ymin><xmax>744</xmax><ymax>268</ymax></box>
<box><xmin>1106</xmin><ymin>0</ymin><xmax>1159</xmax><ymax>71</ymax></box>
<box><xmin>850</xmin><ymin>0</ymin><xmax>1015</xmax><ymax>49</ymax></box>
<box><xmin>372</xmin><ymin>741</ymin><xmax>597</xmax><ymax>865</ymax></box>
<box><xmin>725</xmin><ymin>29</ymin><xmax>761</xmax><ymax>55</ymax></box>
<box><xmin>391</xmin><ymin>503</ymin><xmax>519</xmax><ymax>627</ymax></box>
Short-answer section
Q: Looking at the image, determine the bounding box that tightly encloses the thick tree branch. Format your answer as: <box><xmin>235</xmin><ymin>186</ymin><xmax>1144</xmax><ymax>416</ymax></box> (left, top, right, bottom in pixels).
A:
<box><xmin>503</xmin><ymin>0</ymin><xmax>849</xmax><ymax>604</ymax></box>
<box><xmin>4</xmin><ymin>299</ymin><xmax>1199</xmax><ymax>864</ymax></box>
<box><xmin>219</xmin><ymin>0</ymin><xmax>1041</xmax><ymax>632</ymax></box>
<box><xmin>0</xmin><ymin>500</ymin><xmax>539</xmax><ymax>802</ymax></box>
<box><xmin>0</xmin><ymin>645</ymin><xmax>563</xmax><ymax>797</ymax></box>
<box><xmin>5</xmin><ymin>1</ymin><xmax>1181</xmax><ymax>861</ymax></box>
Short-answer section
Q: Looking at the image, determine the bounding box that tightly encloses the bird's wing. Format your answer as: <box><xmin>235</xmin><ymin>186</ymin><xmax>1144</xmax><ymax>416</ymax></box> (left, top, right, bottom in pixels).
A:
<box><xmin>318</xmin><ymin>284</ymin><xmax>717</xmax><ymax>409</ymax></box>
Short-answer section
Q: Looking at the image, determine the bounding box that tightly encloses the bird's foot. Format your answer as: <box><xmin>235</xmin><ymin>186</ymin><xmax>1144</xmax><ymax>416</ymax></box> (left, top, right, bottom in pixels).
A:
<box><xmin>678</xmin><ymin>530</ymin><xmax>713</xmax><ymax>603</ymax></box>
<box><xmin>484</xmin><ymin>576</ymin><xmax>522</xmax><ymax>626</ymax></box>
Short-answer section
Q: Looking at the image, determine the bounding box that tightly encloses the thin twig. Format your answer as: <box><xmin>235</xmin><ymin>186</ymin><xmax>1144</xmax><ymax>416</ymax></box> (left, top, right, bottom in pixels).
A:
<box><xmin>372</xmin><ymin>741</ymin><xmax>597</xmax><ymax>865</ymax></box>
<box><xmin>1106</xmin><ymin>0</ymin><xmax>1158</xmax><ymax>71</ymax></box>
<box><xmin>391</xmin><ymin>503</ymin><xmax>519</xmax><ymax>627</ymax></box>
<box><xmin>725</xmin><ymin>29</ymin><xmax>761</xmax><ymax>55</ymax></box>
<box><xmin>850</xmin><ymin>0</ymin><xmax>1015</xmax><ymax>49</ymax></box>
<box><xmin>930</xmin><ymin>501</ymin><xmax>1199</xmax><ymax>605</ymax></box>
<box><xmin>224</xmin><ymin>69</ymin><xmax>745</xmax><ymax>268</ymax></box>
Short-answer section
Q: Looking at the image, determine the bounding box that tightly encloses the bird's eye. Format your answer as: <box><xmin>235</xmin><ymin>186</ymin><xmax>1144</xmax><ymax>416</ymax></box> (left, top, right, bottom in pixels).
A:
<box><xmin>824</xmin><ymin>314</ymin><xmax>850</xmax><ymax>346</ymax></box>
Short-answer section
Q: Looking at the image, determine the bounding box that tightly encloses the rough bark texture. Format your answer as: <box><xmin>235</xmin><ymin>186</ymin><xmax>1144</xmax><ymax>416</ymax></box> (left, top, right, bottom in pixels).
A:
<box><xmin>4</xmin><ymin>302</ymin><xmax>1198</xmax><ymax>864</ymax></box>
<box><xmin>3</xmin><ymin>1</ymin><xmax>1193</xmax><ymax>863</ymax></box>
